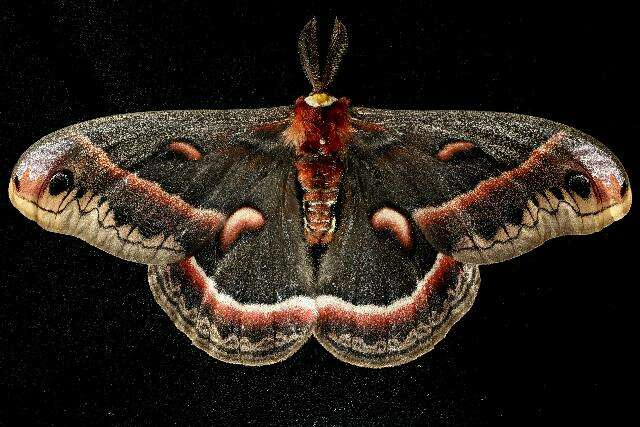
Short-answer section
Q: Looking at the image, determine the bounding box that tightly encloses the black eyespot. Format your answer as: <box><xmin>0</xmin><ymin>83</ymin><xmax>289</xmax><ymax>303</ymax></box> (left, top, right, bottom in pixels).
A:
<box><xmin>49</xmin><ymin>170</ymin><xmax>74</xmax><ymax>196</ymax></box>
<box><xmin>565</xmin><ymin>172</ymin><xmax>591</xmax><ymax>199</ymax></box>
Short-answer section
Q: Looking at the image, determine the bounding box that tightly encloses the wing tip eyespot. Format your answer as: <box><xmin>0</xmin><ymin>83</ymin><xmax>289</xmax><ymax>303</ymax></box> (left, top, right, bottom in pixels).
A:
<box><xmin>565</xmin><ymin>171</ymin><xmax>592</xmax><ymax>199</ymax></box>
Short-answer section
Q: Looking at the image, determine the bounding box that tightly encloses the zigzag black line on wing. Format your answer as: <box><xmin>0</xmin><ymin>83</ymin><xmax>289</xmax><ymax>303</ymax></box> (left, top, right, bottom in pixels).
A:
<box><xmin>16</xmin><ymin>192</ymin><xmax>184</xmax><ymax>253</ymax></box>
<box><xmin>320</xmin><ymin>265</ymin><xmax>480</xmax><ymax>362</ymax></box>
<box><xmin>457</xmin><ymin>197</ymin><xmax>619</xmax><ymax>252</ymax></box>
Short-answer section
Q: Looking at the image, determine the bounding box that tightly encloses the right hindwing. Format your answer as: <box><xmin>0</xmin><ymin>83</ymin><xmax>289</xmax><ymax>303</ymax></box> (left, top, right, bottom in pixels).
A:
<box><xmin>314</xmin><ymin>151</ymin><xmax>480</xmax><ymax>367</ymax></box>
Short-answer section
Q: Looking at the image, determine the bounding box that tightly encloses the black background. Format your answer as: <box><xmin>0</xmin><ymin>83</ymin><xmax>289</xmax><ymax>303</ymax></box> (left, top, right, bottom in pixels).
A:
<box><xmin>1</xmin><ymin>1</ymin><xmax>637</xmax><ymax>425</ymax></box>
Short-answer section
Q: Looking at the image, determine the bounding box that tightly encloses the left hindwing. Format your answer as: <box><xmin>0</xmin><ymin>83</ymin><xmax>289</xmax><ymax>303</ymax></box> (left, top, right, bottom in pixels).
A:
<box><xmin>148</xmin><ymin>161</ymin><xmax>317</xmax><ymax>366</ymax></box>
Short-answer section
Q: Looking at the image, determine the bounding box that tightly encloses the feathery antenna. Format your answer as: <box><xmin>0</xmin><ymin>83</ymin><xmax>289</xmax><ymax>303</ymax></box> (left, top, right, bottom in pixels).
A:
<box><xmin>298</xmin><ymin>17</ymin><xmax>348</xmax><ymax>94</ymax></box>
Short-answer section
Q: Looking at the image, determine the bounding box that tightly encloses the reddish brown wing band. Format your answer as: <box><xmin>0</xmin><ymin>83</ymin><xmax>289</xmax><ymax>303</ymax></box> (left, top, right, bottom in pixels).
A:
<box><xmin>142</xmin><ymin>146</ymin><xmax>480</xmax><ymax>366</ymax></box>
<box><xmin>307</xmin><ymin>163</ymin><xmax>481</xmax><ymax>367</ymax></box>
<box><xmin>149</xmin><ymin>259</ymin><xmax>317</xmax><ymax>365</ymax></box>
<box><xmin>9</xmin><ymin>134</ymin><xmax>225</xmax><ymax>264</ymax></box>
<box><xmin>412</xmin><ymin>131</ymin><xmax>631</xmax><ymax>264</ymax></box>
<box><xmin>148</xmin><ymin>162</ymin><xmax>321</xmax><ymax>365</ymax></box>
<box><xmin>315</xmin><ymin>255</ymin><xmax>479</xmax><ymax>368</ymax></box>
<box><xmin>148</xmin><ymin>254</ymin><xmax>478</xmax><ymax>367</ymax></box>
<box><xmin>350</xmin><ymin>109</ymin><xmax>632</xmax><ymax>265</ymax></box>
<box><xmin>8</xmin><ymin>109</ymin><xmax>291</xmax><ymax>264</ymax></box>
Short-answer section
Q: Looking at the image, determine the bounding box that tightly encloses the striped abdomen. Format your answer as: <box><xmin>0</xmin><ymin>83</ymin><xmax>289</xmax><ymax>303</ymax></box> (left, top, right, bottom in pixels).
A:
<box><xmin>295</xmin><ymin>157</ymin><xmax>343</xmax><ymax>245</ymax></box>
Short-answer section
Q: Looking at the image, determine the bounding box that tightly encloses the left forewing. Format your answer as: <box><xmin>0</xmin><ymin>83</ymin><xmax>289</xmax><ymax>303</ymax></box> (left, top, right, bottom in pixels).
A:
<box><xmin>9</xmin><ymin>108</ymin><xmax>293</xmax><ymax>264</ymax></box>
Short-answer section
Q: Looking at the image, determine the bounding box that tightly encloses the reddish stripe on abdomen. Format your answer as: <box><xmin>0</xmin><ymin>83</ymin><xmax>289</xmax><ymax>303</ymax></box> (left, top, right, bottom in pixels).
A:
<box><xmin>295</xmin><ymin>157</ymin><xmax>343</xmax><ymax>245</ymax></box>
<box><xmin>284</xmin><ymin>96</ymin><xmax>353</xmax><ymax>245</ymax></box>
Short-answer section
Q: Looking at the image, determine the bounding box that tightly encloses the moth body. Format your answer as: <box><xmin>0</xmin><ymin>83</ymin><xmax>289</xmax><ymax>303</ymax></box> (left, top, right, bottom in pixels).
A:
<box><xmin>286</xmin><ymin>95</ymin><xmax>352</xmax><ymax>245</ymax></box>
